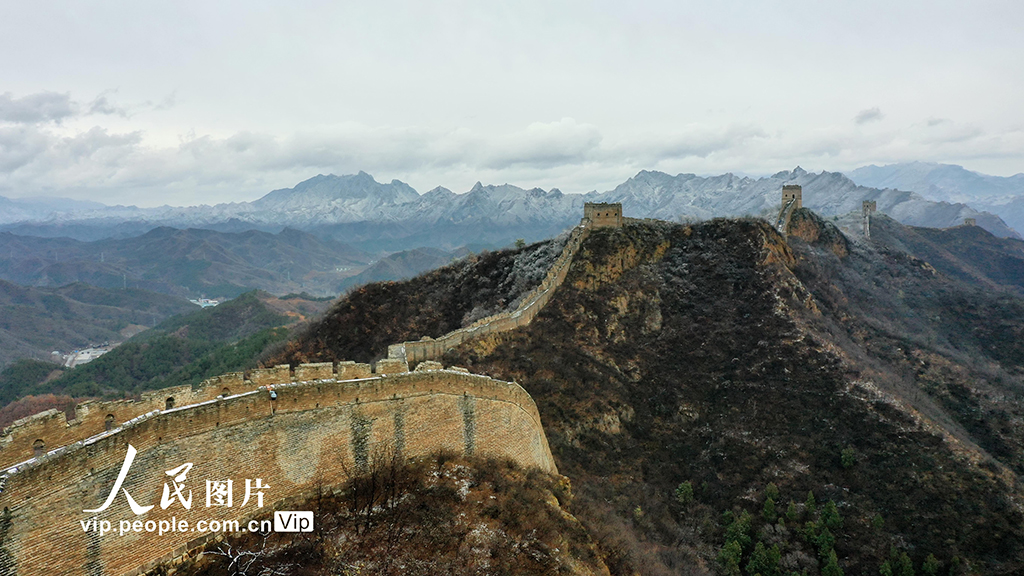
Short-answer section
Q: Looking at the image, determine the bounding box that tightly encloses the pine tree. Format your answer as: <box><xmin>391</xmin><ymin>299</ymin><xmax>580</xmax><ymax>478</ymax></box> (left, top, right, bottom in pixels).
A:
<box><xmin>717</xmin><ymin>540</ymin><xmax>742</xmax><ymax>576</ymax></box>
<box><xmin>822</xmin><ymin>550</ymin><xmax>844</xmax><ymax>576</ymax></box>
<box><xmin>879</xmin><ymin>561</ymin><xmax>893</xmax><ymax>576</ymax></box>
<box><xmin>805</xmin><ymin>490</ymin><xmax>817</xmax><ymax>516</ymax></box>
<box><xmin>745</xmin><ymin>542</ymin><xmax>781</xmax><ymax>576</ymax></box>
<box><xmin>821</xmin><ymin>500</ymin><xmax>843</xmax><ymax>530</ymax></box>
<box><xmin>724</xmin><ymin>510</ymin><xmax>753</xmax><ymax>550</ymax></box>
<box><xmin>815</xmin><ymin>527</ymin><xmax>835</xmax><ymax>557</ymax></box>
<box><xmin>922</xmin><ymin>554</ymin><xmax>939</xmax><ymax>576</ymax></box>
<box><xmin>895</xmin><ymin>552</ymin><xmax>914</xmax><ymax>576</ymax></box>
<box><xmin>766</xmin><ymin>482</ymin><xmax>780</xmax><ymax>501</ymax></box>
<box><xmin>786</xmin><ymin>500</ymin><xmax>798</xmax><ymax>522</ymax></box>
<box><xmin>747</xmin><ymin>542</ymin><xmax>768</xmax><ymax>576</ymax></box>
<box><xmin>763</xmin><ymin>497</ymin><xmax>777</xmax><ymax>522</ymax></box>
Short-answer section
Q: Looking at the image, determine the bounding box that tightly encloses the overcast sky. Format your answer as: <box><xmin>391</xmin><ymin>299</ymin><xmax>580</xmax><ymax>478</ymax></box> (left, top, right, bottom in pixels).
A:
<box><xmin>1</xmin><ymin>0</ymin><xmax>1022</xmax><ymax>207</ymax></box>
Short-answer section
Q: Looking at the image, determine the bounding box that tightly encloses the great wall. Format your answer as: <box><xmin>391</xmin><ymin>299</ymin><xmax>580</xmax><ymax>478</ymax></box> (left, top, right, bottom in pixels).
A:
<box><xmin>0</xmin><ymin>203</ymin><xmax>624</xmax><ymax>576</ymax></box>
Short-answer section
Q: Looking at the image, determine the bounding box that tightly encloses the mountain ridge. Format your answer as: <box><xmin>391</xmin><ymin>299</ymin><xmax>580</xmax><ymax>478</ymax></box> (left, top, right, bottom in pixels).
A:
<box><xmin>848</xmin><ymin>161</ymin><xmax>1024</xmax><ymax>236</ymax></box>
<box><xmin>3</xmin><ymin>169</ymin><xmax>1017</xmax><ymax>248</ymax></box>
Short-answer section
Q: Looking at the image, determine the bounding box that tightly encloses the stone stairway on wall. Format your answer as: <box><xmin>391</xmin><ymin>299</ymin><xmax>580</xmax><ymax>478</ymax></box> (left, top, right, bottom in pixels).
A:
<box><xmin>776</xmin><ymin>197</ymin><xmax>798</xmax><ymax>234</ymax></box>
<box><xmin>387</xmin><ymin>221</ymin><xmax>591</xmax><ymax>365</ymax></box>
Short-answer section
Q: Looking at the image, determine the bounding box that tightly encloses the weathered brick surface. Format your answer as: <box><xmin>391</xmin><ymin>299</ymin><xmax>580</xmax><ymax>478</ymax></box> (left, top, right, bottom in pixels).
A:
<box><xmin>247</xmin><ymin>365</ymin><xmax>291</xmax><ymax>387</ymax></box>
<box><xmin>293</xmin><ymin>362</ymin><xmax>333</xmax><ymax>381</ymax></box>
<box><xmin>0</xmin><ymin>370</ymin><xmax>554</xmax><ymax>576</ymax></box>
<box><xmin>373</xmin><ymin>358</ymin><xmax>409</xmax><ymax>375</ymax></box>
<box><xmin>0</xmin><ymin>361</ymin><xmax>382</xmax><ymax>470</ymax></box>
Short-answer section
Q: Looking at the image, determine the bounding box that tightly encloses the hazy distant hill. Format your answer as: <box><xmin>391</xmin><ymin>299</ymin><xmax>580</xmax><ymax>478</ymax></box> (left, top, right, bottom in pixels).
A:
<box><xmin>849</xmin><ymin>162</ymin><xmax>1024</xmax><ymax>235</ymax></box>
<box><xmin>336</xmin><ymin>246</ymin><xmax>466</xmax><ymax>292</ymax></box>
<box><xmin>3</xmin><ymin>290</ymin><xmax>331</xmax><ymax>403</ymax></box>
<box><xmin>0</xmin><ymin>280</ymin><xmax>196</xmax><ymax>366</ymax></box>
<box><xmin>0</xmin><ymin>194</ymin><xmax>106</xmax><ymax>225</ymax></box>
<box><xmin>0</xmin><ymin>227</ymin><xmax>369</xmax><ymax>298</ymax></box>
<box><xmin>868</xmin><ymin>214</ymin><xmax>1024</xmax><ymax>294</ymax></box>
<box><xmin>850</xmin><ymin>162</ymin><xmax>1024</xmax><ymax>203</ymax></box>
<box><xmin>3</xmin><ymin>168</ymin><xmax>1016</xmax><ymax>250</ymax></box>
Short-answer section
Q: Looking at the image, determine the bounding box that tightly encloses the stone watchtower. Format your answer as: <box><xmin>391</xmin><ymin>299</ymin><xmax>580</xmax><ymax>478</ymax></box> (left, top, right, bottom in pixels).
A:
<box><xmin>583</xmin><ymin>202</ymin><xmax>623</xmax><ymax>228</ymax></box>
<box><xmin>964</xmin><ymin>218</ymin><xmax>977</xmax><ymax>226</ymax></box>
<box><xmin>782</xmin><ymin>185</ymin><xmax>802</xmax><ymax>209</ymax></box>
<box><xmin>776</xmin><ymin>185</ymin><xmax>802</xmax><ymax>234</ymax></box>
<box><xmin>862</xmin><ymin>200</ymin><xmax>877</xmax><ymax>238</ymax></box>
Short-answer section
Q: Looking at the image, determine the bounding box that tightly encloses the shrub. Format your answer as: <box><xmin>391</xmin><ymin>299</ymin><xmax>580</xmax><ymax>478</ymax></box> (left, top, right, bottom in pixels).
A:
<box><xmin>675</xmin><ymin>480</ymin><xmax>694</xmax><ymax>505</ymax></box>
<box><xmin>841</xmin><ymin>447</ymin><xmax>856</xmax><ymax>468</ymax></box>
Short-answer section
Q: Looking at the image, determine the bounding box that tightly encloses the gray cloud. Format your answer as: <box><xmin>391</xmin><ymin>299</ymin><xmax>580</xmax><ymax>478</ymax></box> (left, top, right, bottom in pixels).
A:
<box><xmin>88</xmin><ymin>93</ymin><xmax>130</xmax><ymax>117</ymax></box>
<box><xmin>0</xmin><ymin>90</ymin><xmax>136</xmax><ymax>125</ymax></box>
<box><xmin>0</xmin><ymin>91</ymin><xmax>77</xmax><ymax>123</ymax></box>
<box><xmin>854</xmin><ymin>107</ymin><xmax>884</xmax><ymax>125</ymax></box>
<box><xmin>1</xmin><ymin>2</ymin><xmax>1023</xmax><ymax>203</ymax></box>
<box><xmin>6</xmin><ymin>115</ymin><xmax>1015</xmax><ymax>207</ymax></box>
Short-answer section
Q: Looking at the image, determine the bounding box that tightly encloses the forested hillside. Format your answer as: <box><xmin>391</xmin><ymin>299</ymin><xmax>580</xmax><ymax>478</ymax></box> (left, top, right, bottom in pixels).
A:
<box><xmin>265</xmin><ymin>216</ymin><xmax>1024</xmax><ymax>575</ymax></box>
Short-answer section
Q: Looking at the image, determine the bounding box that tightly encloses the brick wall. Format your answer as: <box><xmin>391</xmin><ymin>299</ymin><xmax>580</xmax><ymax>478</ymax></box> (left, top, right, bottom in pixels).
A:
<box><xmin>0</xmin><ymin>368</ymin><xmax>555</xmax><ymax>576</ymax></box>
<box><xmin>389</xmin><ymin>221</ymin><xmax>591</xmax><ymax>364</ymax></box>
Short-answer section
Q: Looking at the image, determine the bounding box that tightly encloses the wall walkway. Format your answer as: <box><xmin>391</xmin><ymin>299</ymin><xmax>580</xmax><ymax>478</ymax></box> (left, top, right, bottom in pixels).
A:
<box><xmin>387</xmin><ymin>221</ymin><xmax>590</xmax><ymax>364</ymax></box>
<box><xmin>0</xmin><ymin>364</ymin><xmax>554</xmax><ymax>576</ymax></box>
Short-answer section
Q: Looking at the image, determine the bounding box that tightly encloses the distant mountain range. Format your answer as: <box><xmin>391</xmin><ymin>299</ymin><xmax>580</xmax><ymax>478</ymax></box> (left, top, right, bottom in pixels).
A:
<box><xmin>0</xmin><ymin>195</ymin><xmax>105</xmax><ymax>225</ymax></box>
<box><xmin>2</xmin><ymin>167</ymin><xmax>1018</xmax><ymax>248</ymax></box>
<box><xmin>847</xmin><ymin>162</ymin><xmax>1024</xmax><ymax>235</ymax></box>
<box><xmin>0</xmin><ymin>227</ymin><xmax>369</xmax><ymax>299</ymax></box>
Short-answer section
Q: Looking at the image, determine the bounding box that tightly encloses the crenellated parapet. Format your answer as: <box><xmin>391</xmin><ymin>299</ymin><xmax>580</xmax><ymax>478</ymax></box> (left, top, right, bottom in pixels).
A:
<box><xmin>0</xmin><ymin>364</ymin><xmax>555</xmax><ymax>576</ymax></box>
<box><xmin>0</xmin><ymin>360</ymin><xmax>387</xmax><ymax>470</ymax></box>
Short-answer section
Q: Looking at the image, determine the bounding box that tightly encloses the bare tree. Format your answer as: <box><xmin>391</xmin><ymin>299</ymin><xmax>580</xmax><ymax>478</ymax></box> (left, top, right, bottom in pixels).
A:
<box><xmin>205</xmin><ymin>532</ymin><xmax>295</xmax><ymax>576</ymax></box>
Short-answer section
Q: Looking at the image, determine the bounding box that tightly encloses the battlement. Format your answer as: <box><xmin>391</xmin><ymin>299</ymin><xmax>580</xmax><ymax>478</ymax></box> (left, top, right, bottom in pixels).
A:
<box><xmin>583</xmin><ymin>202</ymin><xmax>622</xmax><ymax>228</ymax></box>
<box><xmin>0</xmin><ymin>366</ymin><xmax>554</xmax><ymax>576</ymax></box>
<box><xmin>0</xmin><ymin>360</ymin><xmax>385</xmax><ymax>470</ymax></box>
